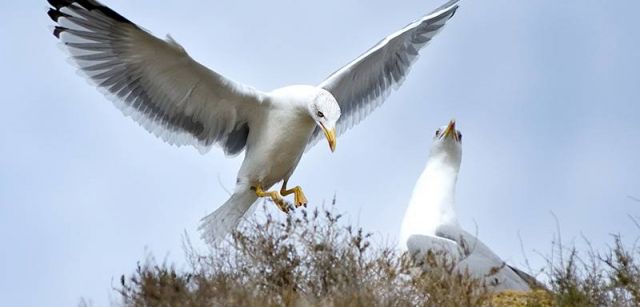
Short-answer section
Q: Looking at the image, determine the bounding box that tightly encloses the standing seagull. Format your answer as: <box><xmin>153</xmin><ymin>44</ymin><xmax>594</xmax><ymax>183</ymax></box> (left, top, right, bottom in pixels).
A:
<box><xmin>47</xmin><ymin>0</ymin><xmax>459</xmax><ymax>243</ymax></box>
<box><xmin>401</xmin><ymin>120</ymin><xmax>535</xmax><ymax>292</ymax></box>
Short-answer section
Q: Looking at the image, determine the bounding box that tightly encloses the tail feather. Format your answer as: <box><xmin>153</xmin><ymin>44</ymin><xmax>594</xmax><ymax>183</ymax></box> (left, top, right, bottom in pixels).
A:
<box><xmin>199</xmin><ymin>190</ymin><xmax>258</xmax><ymax>245</ymax></box>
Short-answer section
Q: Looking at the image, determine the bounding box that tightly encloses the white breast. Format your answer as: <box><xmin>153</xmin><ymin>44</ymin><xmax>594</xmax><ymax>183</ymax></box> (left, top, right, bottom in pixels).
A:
<box><xmin>238</xmin><ymin>107</ymin><xmax>315</xmax><ymax>188</ymax></box>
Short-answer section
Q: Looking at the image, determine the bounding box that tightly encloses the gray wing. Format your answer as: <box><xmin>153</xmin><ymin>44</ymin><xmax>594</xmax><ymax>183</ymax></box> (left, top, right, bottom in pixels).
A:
<box><xmin>434</xmin><ymin>225</ymin><xmax>532</xmax><ymax>291</ymax></box>
<box><xmin>435</xmin><ymin>225</ymin><xmax>505</xmax><ymax>265</ymax></box>
<box><xmin>48</xmin><ymin>0</ymin><xmax>266</xmax><ymax>155</ymax></box>
<box><xmin>307</xmin><ymin>0</ymin><xmax>459</xmax><ymax>147</ymax></box>
<box><xmin>407</xmin><ymin>233</ymin><xmax>463</xmax><ymax>263</ymax></box>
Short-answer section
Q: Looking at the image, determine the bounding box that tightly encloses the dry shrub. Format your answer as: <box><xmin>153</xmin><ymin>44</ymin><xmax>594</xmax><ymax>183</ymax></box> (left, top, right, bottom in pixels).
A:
<box><xmin>116</xmin><ymin>204</ymin><xmax>640</xmax><ymax>307</ymax></box>
<box><xmin>544</xmin><ymin>232</ymin><xmax>640</xmax><ymax>307</ymax></box>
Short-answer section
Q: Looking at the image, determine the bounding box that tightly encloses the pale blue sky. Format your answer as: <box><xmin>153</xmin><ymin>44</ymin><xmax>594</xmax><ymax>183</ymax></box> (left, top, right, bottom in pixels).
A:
<box><xmin>1</xmin><ymin>1</ymin><xmax>639</xmax><ymax>306</ymax></box>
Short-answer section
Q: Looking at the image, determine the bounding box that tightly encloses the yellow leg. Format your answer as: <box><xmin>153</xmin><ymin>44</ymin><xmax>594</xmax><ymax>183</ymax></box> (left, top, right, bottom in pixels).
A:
<box><xmin>252</xmin><ymin>184</ymin><xmax>289</xmax><ymax>213</ymax></box>
<box><xmin>280</xmin><ymin>180</ymin><xmax>308</xmax><ymax>208</ymax></box>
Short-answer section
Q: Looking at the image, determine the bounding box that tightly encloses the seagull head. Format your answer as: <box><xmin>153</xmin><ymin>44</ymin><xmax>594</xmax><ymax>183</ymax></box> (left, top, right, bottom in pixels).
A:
<box><xmin>309</xmin><ymin>89</ymin><xmax>341</xmax><ymax>152</ymax></box>
<box><xmin>429</xmin><ymin>119</ymin><xmax>462</xmax><ymax>169</ymax></box>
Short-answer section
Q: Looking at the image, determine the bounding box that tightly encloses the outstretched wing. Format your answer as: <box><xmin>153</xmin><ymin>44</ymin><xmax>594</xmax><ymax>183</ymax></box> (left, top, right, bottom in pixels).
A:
<box><xmin>307</xmin><ymin>0</ymin><xmax>459</xmax><ymax>147</ymax></box>
<box><xmin>47</xmin><ymin>0</ymin><xmax>267</xmax><ymax>155</ymax></box>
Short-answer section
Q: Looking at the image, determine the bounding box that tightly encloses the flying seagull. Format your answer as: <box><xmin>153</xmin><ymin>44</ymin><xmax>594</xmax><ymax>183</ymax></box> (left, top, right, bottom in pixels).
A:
<box><xmin>400</xmin><ymin>120</ymin><xmax>537</xmax><ymax>292</ymax></box>
<box><xmin>47</xmin><ymin>0</ymin><xmax>460</xmax><ymax>243</ymax></box>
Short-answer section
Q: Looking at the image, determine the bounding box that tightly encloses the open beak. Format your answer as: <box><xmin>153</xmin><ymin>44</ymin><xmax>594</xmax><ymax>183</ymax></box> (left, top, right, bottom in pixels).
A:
<box><xmin>442</xmin><ymin>119</ymin><xmax>457</xmax><ymax>141</ymax></box>
<box><xmin>321</xmin><ymin>124</ymin><xmax>337</xmax><ymax>152</ymax></box>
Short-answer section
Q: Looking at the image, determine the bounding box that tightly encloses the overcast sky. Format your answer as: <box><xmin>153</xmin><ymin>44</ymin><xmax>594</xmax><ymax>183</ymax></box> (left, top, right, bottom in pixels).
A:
<box><xmin>1</xmin><ymin>0</ymin><xmax>639</xmax><ymax>306</ymax></box>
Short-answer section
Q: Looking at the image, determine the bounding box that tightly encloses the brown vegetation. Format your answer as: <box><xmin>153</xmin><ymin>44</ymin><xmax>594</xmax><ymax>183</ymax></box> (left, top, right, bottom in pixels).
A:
<box><xmin>116</xmin><ymin>202</ymin><xmax>640</xmax><ymax>307</ymax></box>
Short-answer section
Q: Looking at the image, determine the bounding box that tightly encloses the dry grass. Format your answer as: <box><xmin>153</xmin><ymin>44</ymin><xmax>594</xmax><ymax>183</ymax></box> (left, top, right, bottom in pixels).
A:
<box><xmin>541</xmin><ymin>231</ymin><xmax>640</xmax><ymax>307</ymax></box>
<box><xmin>115</xmin><ymin>203</ymin><xmax>640</xmax><ymax>307</ymax></box>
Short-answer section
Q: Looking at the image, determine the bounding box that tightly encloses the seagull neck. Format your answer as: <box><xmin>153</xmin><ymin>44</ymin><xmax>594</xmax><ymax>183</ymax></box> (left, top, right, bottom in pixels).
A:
<box><xmin>426</xmin><ymin>158</ymin><xmax>459</xmax><ymax>222</ymax></box>
<box><xmin>411</xmin><ymin>157</ymin><xmax>460</xmax><ymax>235</ymax></box>
<box><xmin>280</xmin><ymin>97</ymin><xmax>316</xmax><ymax>119</ymax></box>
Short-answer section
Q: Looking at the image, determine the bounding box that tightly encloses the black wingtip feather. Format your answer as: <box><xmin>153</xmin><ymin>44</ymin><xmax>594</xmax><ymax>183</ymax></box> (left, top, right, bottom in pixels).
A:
<box><xmin>431</xmin><ymin>0</ymin><xmax>459</xmax><ymax>21</ymax></box>
<box><xmin>47</xmin><ymin>0</ymin><xmax>135</xmax><ymax>26</ymax></box>
<box><xmin>449</xmin><ymin>5</ymin><xmax>459</xmax><ymax>20</ymax></box>
<box><xmin>53</xmin><ymin>26</ymin><xmax>67</xmax><ymax>38</ymax></box>
<box><xmin>47</xmin><ymin>8</ymin><xmax>71</xmax><ymax>22</ymax></box>
<box><xmin>47</xmin><ymin>0</ymin><xmax>72</xmax><ymax>10</ymax></box>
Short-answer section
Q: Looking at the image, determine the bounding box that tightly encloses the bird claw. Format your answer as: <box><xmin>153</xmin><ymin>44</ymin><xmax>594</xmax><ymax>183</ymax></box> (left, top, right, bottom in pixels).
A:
<box><xmin>274</xmin><ymin>199</ymin><xmax>292</xmax><ymax>214</ymax></box>
<box><xmin>256</xmin><ymin>183</ymin><xmax>307</xmax><ymax>213</ymax></box>
<box><xmin>253</xmin><ymin>185</ymin><xmax>291</xmax><ymax>213</ymax></box>
<box><xmin>294</xmin><ymin>192</ymin><xmax>308</xmax><ymax>208</ymax></box>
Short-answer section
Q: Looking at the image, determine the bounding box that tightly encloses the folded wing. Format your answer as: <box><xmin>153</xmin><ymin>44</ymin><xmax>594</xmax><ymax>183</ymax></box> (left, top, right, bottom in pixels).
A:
<box><xmin>308</xmin><ymin>0</ymin><xmax>459</xmax><ymax>147</ymax></box>
<box><xmin>48</xmin><ymin>0</ymin><xmax>266</xmax><ymax>155</ymax></box>
<box><xmin>407</xmin><ymin>225</ymin><xmax>532</xmax><ymax>292</ymax></box>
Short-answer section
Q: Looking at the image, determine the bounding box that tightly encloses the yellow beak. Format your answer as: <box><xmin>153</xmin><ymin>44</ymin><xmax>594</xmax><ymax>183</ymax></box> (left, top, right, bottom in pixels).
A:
<box><xmin>322</xmin><ymin>125</ymin><xmax>337</xmax><ymax>152</ymax></box>
<box><xmin>442</xmin><ymin>119</ymin><xmax>457</xmax><ymax>140</ymax></box>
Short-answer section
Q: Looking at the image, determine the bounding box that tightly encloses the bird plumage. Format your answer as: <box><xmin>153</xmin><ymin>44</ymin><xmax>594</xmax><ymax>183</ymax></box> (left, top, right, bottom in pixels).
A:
<box><xmin>199</xmin><ymin>189</ymin><xmax>258</xmax><ymax>245</ymax></box>
<box><xmin>407</xmin><ymin>227</ymin><xmax>531</xmax><ymax>292</ymax></box>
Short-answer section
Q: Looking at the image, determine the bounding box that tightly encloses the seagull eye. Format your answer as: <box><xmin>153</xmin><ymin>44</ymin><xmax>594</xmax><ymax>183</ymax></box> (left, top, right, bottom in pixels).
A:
<box><xmin>317</xmin><ymin>111</ymin><xmax>324</xmax><ymax>118</ymax></box>
<box><xmin>435</xmin><ymin>129</ymin><xmax>441</xmax><ymax>137</ymax></box>
<box><xmin>457</xmin><ymin>132</ymin><xmax>462</xmax><ymax>141</ymax></box>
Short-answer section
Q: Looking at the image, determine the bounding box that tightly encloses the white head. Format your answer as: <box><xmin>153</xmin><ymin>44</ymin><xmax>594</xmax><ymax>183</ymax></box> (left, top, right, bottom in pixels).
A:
<box><xmin>307</xmin><ymin>89</ymin><xmax>341</xmax><ymax>152</ymax></box>
<box><xmin>428</xmin><ymin>119</ymin><xmax>463</xmax><ymax>170</ymax></box>
<box><xmin>271</xmin><ymin>85</ymin><xmax>341</xmax><ymax>152</ymax></box>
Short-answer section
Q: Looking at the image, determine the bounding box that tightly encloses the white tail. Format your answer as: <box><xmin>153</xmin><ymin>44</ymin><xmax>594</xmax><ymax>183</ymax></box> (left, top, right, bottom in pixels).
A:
<box><xmin>199</xmin><ymin>189</ymin><xmax>258</xmax><ymax>245</ymax></box>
